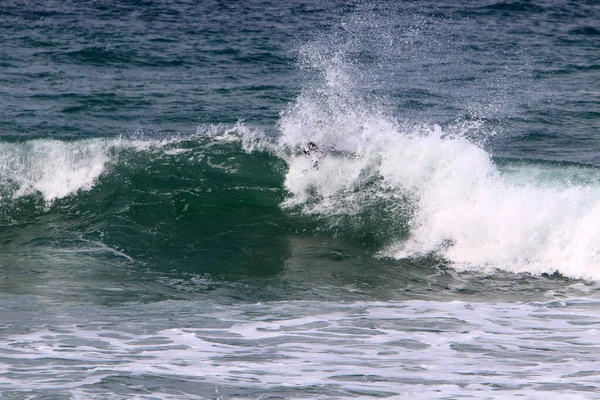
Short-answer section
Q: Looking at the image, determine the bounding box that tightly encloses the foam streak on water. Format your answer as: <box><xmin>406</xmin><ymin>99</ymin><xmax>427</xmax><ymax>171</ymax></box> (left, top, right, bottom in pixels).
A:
<box><xmin>1</xmin><ymin>299</ymin><xmax>599</xmax><ymax>399</ymax></box>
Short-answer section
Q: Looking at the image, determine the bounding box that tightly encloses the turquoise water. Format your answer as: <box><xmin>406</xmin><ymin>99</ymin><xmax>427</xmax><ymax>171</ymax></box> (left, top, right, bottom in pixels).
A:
<box><xmin>1</xmin><ymin>1</ymin><xmax>600</xmax><ymax>398</ymax></box>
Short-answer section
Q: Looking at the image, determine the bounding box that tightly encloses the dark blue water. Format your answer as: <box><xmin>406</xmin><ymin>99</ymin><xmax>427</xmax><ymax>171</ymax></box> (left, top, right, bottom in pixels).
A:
<box><xmin>1</xmin><ymin>1</ymin><xmax>600</xmax><ymax>398</ymax></box>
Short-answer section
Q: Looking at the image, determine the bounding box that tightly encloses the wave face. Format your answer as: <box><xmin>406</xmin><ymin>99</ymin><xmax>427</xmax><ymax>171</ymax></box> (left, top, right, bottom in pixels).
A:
<box><xmin>0</xmin><ymin>131</ymin><xmax>294</xmax><ymax>285</ymax></box>
<box><xmin>1</xmin><ymin>0</ymin><xmax>599</xmax><ymax>287</ymax></box>
<box><xmin>2</xmin><ymin>121</ymin><xmax>600</xmax><ymax>283</ymax></box>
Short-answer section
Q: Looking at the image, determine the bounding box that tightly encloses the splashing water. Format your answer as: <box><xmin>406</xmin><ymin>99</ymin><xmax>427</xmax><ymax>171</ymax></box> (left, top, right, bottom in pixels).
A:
<box><xmin>275</xmin><ymin>11</ymin><xmax>600</xmax><ymax>281</ymax></box>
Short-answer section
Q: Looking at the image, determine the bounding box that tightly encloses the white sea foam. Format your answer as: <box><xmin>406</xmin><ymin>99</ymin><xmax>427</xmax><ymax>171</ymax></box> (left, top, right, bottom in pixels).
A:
<box><xmin>277</xmin><ymin>31</ymin><xmax>600</xmax><ymax>281</ymax></box>
<box><xmin>0</xmin><ymin>137</ymin><xmax>163</xmax><ymax>203</ymax></box>
<box><xmin>0</xmin><ymin>134</ymin><xmax>224</xmax><ymax>203</ymax></box>
<box><xmin>1</xmin><ymin>299</ymin><xmax>599</xmax><ymax>399</ymax></box>
<box><xmin>279</xmin><ymin>114</ymin><xmax>600</xmax><ymax>280</ymax></box>
<box><xmin>0</xmin><ymin>139</ymin><xmax>116</xmax><ymax>202</ymax></box>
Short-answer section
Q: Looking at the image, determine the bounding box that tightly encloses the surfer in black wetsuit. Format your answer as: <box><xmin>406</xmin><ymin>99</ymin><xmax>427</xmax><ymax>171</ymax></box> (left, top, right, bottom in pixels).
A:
<box><xmin>303</xmin><ymin>142</ymin><xmax>320</xmax><ymax>169</ymax></box>
<box><xmin>303</xmin><ymin>141</ymin><xmax>318</xmax><ymax>155</ymax></box>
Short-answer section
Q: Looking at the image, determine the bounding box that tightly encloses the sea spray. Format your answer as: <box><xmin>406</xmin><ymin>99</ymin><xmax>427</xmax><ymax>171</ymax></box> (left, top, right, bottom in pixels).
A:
<box><xmin>275</xmin><ymin>9</ymin><xmax>600</xmax><ymax>280</ymax></box>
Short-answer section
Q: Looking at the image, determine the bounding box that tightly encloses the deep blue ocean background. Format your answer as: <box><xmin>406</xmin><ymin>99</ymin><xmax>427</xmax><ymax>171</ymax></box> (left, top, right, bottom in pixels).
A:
<box><xmin>1</xmin><ymin>1</ymin><xmax>600</xmax><ymax>398</ymax></box>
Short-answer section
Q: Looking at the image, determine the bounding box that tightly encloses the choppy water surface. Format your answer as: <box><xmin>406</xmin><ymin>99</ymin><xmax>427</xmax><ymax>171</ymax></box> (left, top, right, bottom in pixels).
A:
<box><xmin>1</xmin><ymin>0</ymin><xmax>600</xmax><ymax>398</ymax></box>
<box><xmin>2</xmin><ymin>297</ymin><xmax>600</xmax><ymax>399</ymax></box>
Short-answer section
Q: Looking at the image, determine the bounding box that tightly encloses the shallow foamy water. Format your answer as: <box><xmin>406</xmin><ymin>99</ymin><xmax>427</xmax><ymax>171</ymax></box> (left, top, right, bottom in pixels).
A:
<box><xmin>2</xmin><ymin>298</ymin><xmax>599</xmax><ymax>399</ymax></box>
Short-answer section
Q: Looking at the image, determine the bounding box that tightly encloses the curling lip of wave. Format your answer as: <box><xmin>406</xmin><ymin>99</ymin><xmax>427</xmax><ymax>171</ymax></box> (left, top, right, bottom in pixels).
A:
<box><xmin>278</xmin><ymin>114</ymin><xmax>600</xmax><ymax>281</ymax></box>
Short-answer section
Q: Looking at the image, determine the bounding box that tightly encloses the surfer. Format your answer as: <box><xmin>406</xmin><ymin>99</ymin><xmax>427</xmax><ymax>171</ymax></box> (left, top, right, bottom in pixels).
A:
<box><xmin>303</xmin><ymin>141</ymin><xmax>318</xmax><ymax>155</ymax></box>
<box><xmin>303</xmin><ymin>141</ymin><xmax>321</xmax><ymax>169</ymax></box>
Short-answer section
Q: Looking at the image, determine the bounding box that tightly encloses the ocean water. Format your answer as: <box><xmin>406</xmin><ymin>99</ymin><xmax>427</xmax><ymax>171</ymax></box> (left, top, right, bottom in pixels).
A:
<box><xmin>1</xmin><ymin>0</ymin><xmax>600</xmax><ymax>398</ymax></box>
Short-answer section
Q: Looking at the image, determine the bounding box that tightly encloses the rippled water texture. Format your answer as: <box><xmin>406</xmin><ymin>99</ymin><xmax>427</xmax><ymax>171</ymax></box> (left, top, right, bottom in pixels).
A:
<box><xmin>2</xmin><ymin>298</ymin><xmax>600</xmax><ymax>399</ymax></box>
